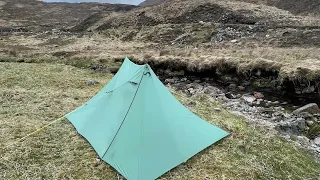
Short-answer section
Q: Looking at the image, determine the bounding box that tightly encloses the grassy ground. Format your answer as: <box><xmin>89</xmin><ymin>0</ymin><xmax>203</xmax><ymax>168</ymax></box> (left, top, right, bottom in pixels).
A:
<box><xmin>0</xmin><ymin>62</ymin><xmax>319</xmax><ymax>179</ymax></box>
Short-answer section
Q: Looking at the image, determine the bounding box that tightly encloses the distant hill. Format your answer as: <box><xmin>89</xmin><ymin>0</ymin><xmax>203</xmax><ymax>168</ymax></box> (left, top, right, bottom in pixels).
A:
<box><xmin>139</xmin><ymin>0</ymin><xmax>166</xmax><ymax>6</ymax></box>
<box><xmin>95</xmin><ymin>0</ymin><xmax>319</xmax><ymax>31</ymax></box>
<box><xmin>139</xmin><ymin>0</ymin><xmax>320</xmax><ymax>17</ymax></box>
<box><xmin>43</xmin><ymin>0</ymin><xmax>144</xmax><ymax>5</ymax></box>
<box><xmin>0</xmin><ymin>0</ymin><xmax>136</xmax><ymax>31</ymax></box>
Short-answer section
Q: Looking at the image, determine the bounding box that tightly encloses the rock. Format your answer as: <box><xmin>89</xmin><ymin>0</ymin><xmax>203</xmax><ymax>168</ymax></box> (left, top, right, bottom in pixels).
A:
<box><xmin>221</xmin><ymin>75</ymin><xmax>232</xmax><ymax>81</ymax></box>
<box><xmin>292</xmin><ymin>103</ymin><xmax>320</xmax><ymax>115</ymax></box>
<box><xmin>186</xmin><ymin>83</ymin><xmax>203</xmax><ymax>91</ymax></box>
<box><xmin>165</xmin><ymin>78</ymin><xmax>175</xmax><ymax>84</ymax></box>
<box><xmin>276</xmin><ymin>118</ymin><xmax>306</xmax><ymax>135</ymax></box>
<box><xmin>296</xmin><ymin>136</ymin><xmax>310</xmax><ymax>144</ymax></box>
<box><xmin>274</xmin><ymin>106</ymin><xmax>283</xmax><ymax>111</ymax></box>
<box><xmin>241</xmin><ymin>95</ymin><xmax>256</xmax><ymax>104</ymax></box>
<box><xmin>87</xmin><ymin>80</ymin><xmax>97</xmax><ymax>86</ymax></box>
<box><xmin>187</xmin><ymin>101</ymin><xmax>196</xmax><ymax>107</ymax></box>
<box><xmin>255</xmin><ymin>70</ymin><xmax>261</xmax><ymax>76</ymax></box>
<box><xmin>302</xmin><ymin>86</ymin><xmax>315</xmax><ymax>94</ymax></box>
<box><xmin>257</xmin><ymin>99</ymin><xmax>263</xmax><ymax>103</ymax></box>
<box><xmin>229</xmin><ymin>83</ymin><xmax>237</xmax><ymax>89</ymax></box>
<box><xmin>90</xmin><ymin>65</ymin><xmax>104</xmax><ymax>71</ymax></box>
<box><xmin>180</xmin><ymin>77</ymin><xmax>187</xmax><ymax>82</ymax></box>
<box><xmin>284</xmin><ymin>134</ymin><xmax>290</xmax><ymax>140</ymax></box>
<box><xmin>199</xmin><ymin>21</ymin><xmax>205</xmax><ymax>24</ymax></box>
<box><xmin>255</xmin><ymin>99</ymin><xmax>262</xmax><ymax>105</ymax></box>
<box><xmin>230</xmin><ymin>39</ymin><xmax>238</xmax><ymax>43</ymax></box>
<box><xmin>314</xmin><ymin>137</ymin><xmax>320</xmax><ymax>146</ymax></box>
<box><xmin>265</xmin><ymin>102</ymin><xmax>272</xmax><ymax>107</ymax></box>
<box><xmin>273</xmin><ymin>101</ymin><xmax>280</xmax><ymax>105</ymax></box>
<box><xmin>194</xmin><ymin>80</ymin><xmax>201</xmax><ymax>83</ymax></box>
<box><xmin>306</xmin><ymin>121</ymin><xmax>314</xmax><ymax>126</ymax></box>
<box><xmin>188</xmin><ymin>88</ymin><xmax>195</xmax><ymax>95</ymax></box>
<box><xmin>232</xmin><ymin>77</ymin><xmax>239</xmax><ymax>82</ymax></box>
<box><xmin>311</xmin><ymin>144</ymin><xmax>318</xmax><ymax>148</ymax></box>
<box><xmin>238</xmin><ymin>86</ymin><xmax>245</xmax><ymax>90</ymax></box>
<box><xmin>253</xmin><ymin>91</ymin><xmax>264</xmax><ymax>99</ymax></box>
<box><xmin>203</xmin><ymin>86</ymin><xmax>222</xmax><ymax>95</ymax></box>
<box><xmin>295</xmin><ymin>88</ymin><xmax>301</xmax><ymax>94</ymax></box>
<box><xmin>225</xmin><ymin>92</ymin><xmax>238</xmax><ymax>99</ymax></box>
<box><xmin>172</xmin><ymin>77</ymin><xmax>179</xmax><ymax>81</ymax></box>
<box><xmin>300</xmin><ymin>112</ymin><xmax>313</xmax><ymax>119</ymax></box>
<box><xmin>214</xmin><ymin>108</ymin><xmax>221</xmax><ymax>112</ymax></box>
<box><xmin>281</xmin><ymin>101</ymin><xmax>288</xmax><ymax>105</ymax></box>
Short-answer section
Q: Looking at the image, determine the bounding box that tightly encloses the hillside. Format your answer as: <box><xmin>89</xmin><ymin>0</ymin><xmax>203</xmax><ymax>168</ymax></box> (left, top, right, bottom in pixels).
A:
<box><xmin>139</xmin><ymin>0</ymin><xmax>320</xmax><ymax>17</ymax></box>
<box><xmin>0</xmin><ymin>0</ymin><xmax>136</xmax><ymax>31</ymax></box>
<box><xmin>234</xmin><ymin>0</ymin><xmax>320</xmax><ymax>17</ymax></box>
<box><xmin>95</xmin><ymin>0</ymin><xmax>319</xmax><ymax>31</ymax></box>
<box><xmin>139</xmin><ymin>0</ymin><xmax>166</xmax><ymax>6</ymax></box>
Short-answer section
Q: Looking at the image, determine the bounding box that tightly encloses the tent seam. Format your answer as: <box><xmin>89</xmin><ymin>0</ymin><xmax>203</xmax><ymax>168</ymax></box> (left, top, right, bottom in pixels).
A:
<box><xmin>101</xmin><ymin>70</ymin><xmax>146</xmax><ymax>159</ymax></box>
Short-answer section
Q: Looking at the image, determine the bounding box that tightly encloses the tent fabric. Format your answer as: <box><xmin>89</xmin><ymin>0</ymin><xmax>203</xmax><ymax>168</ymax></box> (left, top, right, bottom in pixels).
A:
<box><xmin>65</xmin><ymin>57</ymin><xmax>229</xmax><ymax>180</ymax></box>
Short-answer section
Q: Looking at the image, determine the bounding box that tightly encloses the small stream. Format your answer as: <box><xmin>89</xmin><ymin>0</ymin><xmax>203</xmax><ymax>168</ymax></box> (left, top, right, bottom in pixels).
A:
<box><xmin>158</xmin><ymin>74</ymin><xmax>320</xmax><ymax>113</ymax></box>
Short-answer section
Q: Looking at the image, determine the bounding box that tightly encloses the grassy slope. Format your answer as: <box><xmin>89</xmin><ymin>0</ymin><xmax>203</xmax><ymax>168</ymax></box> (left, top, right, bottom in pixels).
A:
<box><xmin>0</xmin><ymin>62</ymin><xmax>319</xmax><ymax>179</ymax></box>
<box><xmin>0</xmin><ymin>0</ymin><xmax>135</xmax><ymax>30</ymax></box>
<box><xmin>233</xmin><ymin>0</ymin><xmax>320</xmax><ymax>17</ymax></box>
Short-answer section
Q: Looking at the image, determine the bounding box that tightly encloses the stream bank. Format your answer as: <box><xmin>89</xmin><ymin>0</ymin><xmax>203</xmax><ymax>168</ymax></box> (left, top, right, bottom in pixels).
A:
<box><xmin>108</xmin><ymin>58</ymin><xmax>320</xmax><ymax>160</ymax></box>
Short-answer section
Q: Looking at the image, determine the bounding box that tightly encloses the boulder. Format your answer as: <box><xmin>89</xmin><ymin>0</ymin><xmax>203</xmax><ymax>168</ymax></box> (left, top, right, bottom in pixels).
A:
<box><xmin>165</xmin><ymin>78</ymin><xmax>176</xmax><ymax>84</ymax></box>
<box><xmin>253</xmin><ymin>91</ymin><xmax>264</xmax><ymax>99</ymax></box>
<box><xmin>229</xmin><ymin>83</ymin><xmax>237</xmax><ymax>89</ymax></box>
<box><xmin>275</xmin><ymin>118</ymin><xmax>306</xmax><ymax>135</ymax></box>
<box><xmin>180</xmin><ymin>78</ymin><xmax>187</xmax><ymax>82</ymax></box>
<box><xmin>314</xmin><ymin>137</ymin><xmax>320</xmax><ymax>146</ymax></box>
<box><xmin>306</xmin><ymin>120</ymin><xmax>314</xmax><ymax>126</ymax></box>
<box><xmin>214</xmin><ymin>108</ymin><xmax>221</xmax><ymax>112</ymax></box>
<box><xmin>238</xmin><ymin>86</ymin><xmax>245</xmax><ymax>90</ymax></box>
<box><xmin>302</xmin><ymin>86</ymin><xmax>315</xmax><ymax>94</ymax></box>
<box><xmin>292</xmin><ymin>103</ymin><xmax>320</xmax><ymax>115</ymax></box>
<box><xmin>202</xmin><ymin>86</ymin><xmax>222</xmax><ymax>95</ymax></box>
<box><xmin>241</xmin><ymin>95</ymin><xmax>256</xmax><ymax>104</ymax></box>
<box><xmin>225</xmin><ymin>92</ymin><xmax>240</xmax><ymax>99</ymax></box>
<box><xmin>186</xmin><ymin>83</ymin><xmax>203</xmax><ymax>90</ymax></box>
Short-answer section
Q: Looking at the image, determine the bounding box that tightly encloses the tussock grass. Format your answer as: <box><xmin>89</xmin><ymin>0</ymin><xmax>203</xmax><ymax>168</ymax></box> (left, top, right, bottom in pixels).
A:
<box><xmin>0</xmin><ymin>62</ymin><xmax>319</xmax><ymax>179</ymax></box>
<box><xmin>1</xmin><ymin>33</ymin><xmax>320</xmax><ymax>80</ymax></box>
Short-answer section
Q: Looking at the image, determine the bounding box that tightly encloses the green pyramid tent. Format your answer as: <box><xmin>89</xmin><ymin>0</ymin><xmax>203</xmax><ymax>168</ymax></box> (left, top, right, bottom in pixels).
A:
<box><xmin>65</xmin><ymin>58</ymin><xmax>229</xmax><ymax>180</ymax></box>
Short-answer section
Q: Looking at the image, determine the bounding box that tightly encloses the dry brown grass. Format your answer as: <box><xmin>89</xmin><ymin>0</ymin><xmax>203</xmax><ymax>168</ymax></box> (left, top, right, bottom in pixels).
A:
<box><xmin>0</xmin><ymin>62</ymin><xmax>319</xmax><ymax>179</ymax></box>
<box><xmin>95</xmin><ymin>0</ymin><xmax>320</xmax><ymax>30</ymax></box>
<box><xmin>1</xmin><ymin>33</ymin><xmax>320</xmax><ymax>80</ymax></box>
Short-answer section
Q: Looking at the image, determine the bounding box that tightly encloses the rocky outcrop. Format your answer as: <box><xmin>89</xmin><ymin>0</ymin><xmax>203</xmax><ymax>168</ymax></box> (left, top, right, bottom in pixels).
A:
<box><xmin>292</xmin><ymin>103</ymin><xmax>320</xmax><ymax>115</ymax></box>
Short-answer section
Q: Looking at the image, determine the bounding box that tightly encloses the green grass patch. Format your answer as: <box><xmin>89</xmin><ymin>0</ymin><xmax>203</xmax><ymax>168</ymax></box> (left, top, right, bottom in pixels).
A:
<box><xmin>0</xmin><ymin>62</ymin><xmax>319</xmax><ymax>179</ymax></box>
